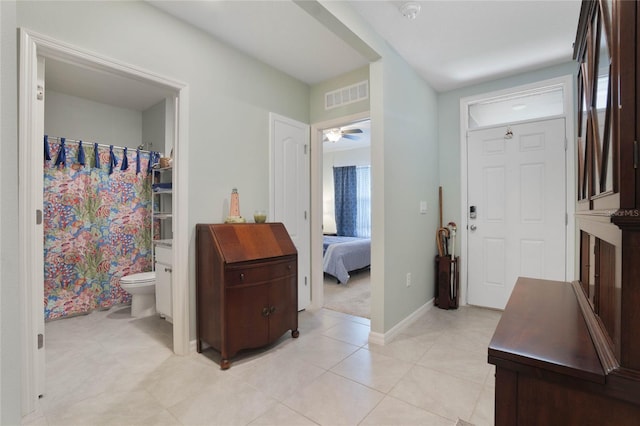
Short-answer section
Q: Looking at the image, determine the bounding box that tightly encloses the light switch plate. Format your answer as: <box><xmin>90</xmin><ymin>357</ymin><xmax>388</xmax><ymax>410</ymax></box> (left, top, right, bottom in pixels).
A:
<box><xmin>419</xmin><ymin>201</ymin><xmax>427</xmax><ymax>214</ymax></box>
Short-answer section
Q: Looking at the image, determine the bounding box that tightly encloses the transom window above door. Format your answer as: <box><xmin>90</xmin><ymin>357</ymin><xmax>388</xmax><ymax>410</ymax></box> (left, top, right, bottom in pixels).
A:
<box><xmin>468</xmin><ymin>85</ymin><xmax>565</xmax><ymax>129</ymax></box>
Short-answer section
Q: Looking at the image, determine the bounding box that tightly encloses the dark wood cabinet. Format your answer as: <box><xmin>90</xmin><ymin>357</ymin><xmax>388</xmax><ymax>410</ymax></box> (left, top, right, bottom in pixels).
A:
<box><xmin>574</xmin><ymin>0</ymin><xmax>640</xmax><ymax>376</ymax></box>
<box><xmin>489</xmin><ymin>1</ymin><xmax>640</xmax><ymax>423</ymax></box>
<box><xmin>489</xmin><ymin>278</ymin><xmax>640</xmax><ymax>425</ymax></box>
<box><xmin>196</xmin><ymin>223</ymin><xmax>299</xmax><ymax>369</ymax></box>
<box><xmin>434</xmin><ymin>255</ymin><xmax>459</xmax><ymax>309</ymax></box>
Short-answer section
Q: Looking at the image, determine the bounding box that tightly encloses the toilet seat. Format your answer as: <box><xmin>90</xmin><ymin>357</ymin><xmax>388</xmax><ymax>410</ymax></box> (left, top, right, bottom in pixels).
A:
<box><xmin>121</xmin><ymin>271</ymin><xmax>156</xmax><ymax>286</ymax></box>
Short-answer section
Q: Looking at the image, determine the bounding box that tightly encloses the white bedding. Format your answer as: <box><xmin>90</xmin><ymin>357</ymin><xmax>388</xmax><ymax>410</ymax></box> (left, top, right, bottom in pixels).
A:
<box><xmin>322</xmin><ymin>236</ymin><xmax>371</xmax><ymax>284</ymax></box>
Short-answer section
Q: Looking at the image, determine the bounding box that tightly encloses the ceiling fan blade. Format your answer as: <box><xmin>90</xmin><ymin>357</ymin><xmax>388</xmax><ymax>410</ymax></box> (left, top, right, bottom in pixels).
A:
<box><xmin>341</xmin><ymin>128</ymin><xmax>363</xmax><ymax>134</ymax></box>
<box><xmin>342</xmin><ymin>134</ymin><xmax>358</xmax><ymax>140</ymax></box>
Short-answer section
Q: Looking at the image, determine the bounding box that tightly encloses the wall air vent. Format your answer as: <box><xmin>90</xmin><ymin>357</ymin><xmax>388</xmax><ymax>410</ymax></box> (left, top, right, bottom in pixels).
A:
<box><xmin>325</xmin><ymin>80</ymin><xmax>369</xmax><ymax>110</ymax></box>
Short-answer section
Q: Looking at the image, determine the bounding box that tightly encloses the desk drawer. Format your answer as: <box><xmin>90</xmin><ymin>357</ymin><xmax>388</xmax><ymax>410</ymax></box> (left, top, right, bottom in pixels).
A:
<box><xmin>225</xmin><ymin>258</ymin><xmax>296</xmax><ymax>286</ymax></box>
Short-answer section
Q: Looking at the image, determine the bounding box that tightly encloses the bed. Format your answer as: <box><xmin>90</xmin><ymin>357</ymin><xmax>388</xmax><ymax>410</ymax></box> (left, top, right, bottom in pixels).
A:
<box><xmin>323</xmin><ymin>235</ymin><xmax>371</xmax><ymax>284</ymax></box>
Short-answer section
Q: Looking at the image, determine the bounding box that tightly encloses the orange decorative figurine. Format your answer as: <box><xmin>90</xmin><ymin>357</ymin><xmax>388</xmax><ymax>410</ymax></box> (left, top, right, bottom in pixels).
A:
<box><xmin>225</xmin><ymin>188</ymin><xmax>246</xmax><ymax>223</ymax></box>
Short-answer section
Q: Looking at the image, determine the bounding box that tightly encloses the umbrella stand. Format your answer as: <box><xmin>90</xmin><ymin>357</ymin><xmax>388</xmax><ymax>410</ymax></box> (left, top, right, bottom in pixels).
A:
<box><xmin>434</xmin><ymin>188</ymin><xmax>459</xmax><ymax>309</ymax></box>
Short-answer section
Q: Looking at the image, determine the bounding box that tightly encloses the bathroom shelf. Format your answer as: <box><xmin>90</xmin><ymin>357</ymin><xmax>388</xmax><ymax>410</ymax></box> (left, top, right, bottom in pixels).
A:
<box><xmin>154</xmin><ymin>239</ymin><xmax>173</xmax><ymax>248</ymax></box>
<box><xmin>152</xmin><ymin>165</ymin><xmax>173</xmax><ymax>240</ymax></box>
<box><xmin>152</xmin><ymin>162</ymin><xmax>173</xmax><ymax>319</ymax></box>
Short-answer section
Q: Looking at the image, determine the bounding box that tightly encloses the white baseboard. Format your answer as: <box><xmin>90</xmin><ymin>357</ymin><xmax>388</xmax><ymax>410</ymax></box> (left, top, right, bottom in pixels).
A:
<box><xmin>368</xmin><ymin>298</ymin><xmax>434</xmax><ymax>346</ymax></box>
<box><xmin>188</xmin><ymin>300</ymin><xmax>436</xmax><ymax>350</ymax></box>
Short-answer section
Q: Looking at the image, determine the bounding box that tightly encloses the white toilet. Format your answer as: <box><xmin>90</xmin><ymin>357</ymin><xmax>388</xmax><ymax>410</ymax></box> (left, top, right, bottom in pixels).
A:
<box><xmin>120</xmin><ymin>272</ymin><xmax>156</xmax><ymax>318</ymax></box>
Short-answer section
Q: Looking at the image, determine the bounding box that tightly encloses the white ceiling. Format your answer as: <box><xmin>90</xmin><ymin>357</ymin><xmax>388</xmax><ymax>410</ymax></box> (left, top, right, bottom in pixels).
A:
<box><xmin>45</xmin><ymin>58</ymin><xmax>174</xmax><ymax>112</ymax></box>
<box><xmin>148</xmin><ymin>0</ymin><xmax>370</xmax><ymax>86</ymax></box>
<box><xmin>149</xmin><ymin>0</ymin><xmax>582</xmax><ymax>92</ymax></box>
<box><xmin>349</xmin><ymin>0</ymin><xmax>582</xmax><ymax>92</ymax></box>
<box><xmin>45</xmin><ymin>1</ymin><xmax>582</xmax><ymax>113</ymax></box>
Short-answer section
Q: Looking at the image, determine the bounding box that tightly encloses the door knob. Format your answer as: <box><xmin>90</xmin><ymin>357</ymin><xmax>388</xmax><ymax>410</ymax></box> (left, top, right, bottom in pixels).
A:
<box><xmin>470</xmin><ymin>224</ymin><xmax>477</xmax><ymax>231</ymax></box>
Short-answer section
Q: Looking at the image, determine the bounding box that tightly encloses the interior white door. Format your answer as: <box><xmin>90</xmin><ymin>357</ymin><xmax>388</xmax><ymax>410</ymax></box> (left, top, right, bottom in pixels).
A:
<box><xmin>271</xmin><ymin>113</ymin><xmax>310</xmax><ymax>310</ymax></box>
<box><xmin>467</xmin><ymin>118</ymin><xmax>566</xmax><ymax>309</ymax></box>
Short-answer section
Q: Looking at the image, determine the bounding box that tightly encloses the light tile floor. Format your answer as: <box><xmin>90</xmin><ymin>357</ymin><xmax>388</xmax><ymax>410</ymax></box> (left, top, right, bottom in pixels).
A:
<box><xmin>23</xmin><ymin>304</ymin><xmax>501</xmax><ymax>426</ymax></box>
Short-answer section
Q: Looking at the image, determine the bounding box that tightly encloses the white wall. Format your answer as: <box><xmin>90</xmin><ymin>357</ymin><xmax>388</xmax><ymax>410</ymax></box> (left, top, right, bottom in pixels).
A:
<box><xmin>322</xmin><ymin>146</ymin><xmax>370</xmax><ymax>234</ymax></box>
<box><xmin>44</xmin><ymin>90</ymin><xmax>143</xmax><ymax>149</ymax></box>
<box><xmin>142</xmin><ymin>99</ymin><xmax>166</xmax><ymax>154</ymax></box>
<box><xmin>1</xmin><ymin>1</ymin><xmax>20</xmax><ymax>423</ymax></box>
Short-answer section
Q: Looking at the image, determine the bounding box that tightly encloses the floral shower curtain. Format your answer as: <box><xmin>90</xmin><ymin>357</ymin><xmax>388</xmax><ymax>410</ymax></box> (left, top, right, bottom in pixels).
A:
<box><xmin>44</xmin><ymin>137</ymin><xmax>154</xmax><ymax>320</ymax></box>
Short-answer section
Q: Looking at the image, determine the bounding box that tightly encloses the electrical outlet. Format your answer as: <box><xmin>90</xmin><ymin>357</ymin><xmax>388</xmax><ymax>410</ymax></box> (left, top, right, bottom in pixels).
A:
<box><xmin>406</xmin><ymin>272</ymin><xmax>412</xmax><ymax>287</ymax></box>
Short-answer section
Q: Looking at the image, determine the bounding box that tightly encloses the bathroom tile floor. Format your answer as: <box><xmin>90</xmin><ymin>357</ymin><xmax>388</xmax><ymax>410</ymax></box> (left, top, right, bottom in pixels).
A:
<box><xmin>23</xmin><ymin>304</ymin><xmax>501</xmax><ymax>426</ymax></box>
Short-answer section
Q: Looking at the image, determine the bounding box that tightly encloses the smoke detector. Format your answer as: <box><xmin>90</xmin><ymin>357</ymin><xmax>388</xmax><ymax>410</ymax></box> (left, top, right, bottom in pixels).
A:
<box><xmin>399</xmin><ymin>2</ymin><xmax>421</xmax><ymax>20</ymax></box>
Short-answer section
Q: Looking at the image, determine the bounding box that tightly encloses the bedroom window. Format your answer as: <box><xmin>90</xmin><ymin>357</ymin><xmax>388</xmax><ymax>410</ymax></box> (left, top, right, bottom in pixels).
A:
<box><xmin>356</xmin><ymin>166</ymin><xmax>371</xmax><ymax>238</ymax></box>
<box><xmin>333</xmin><ymin>165</ymin><xmax>371</xmax><ymax>238</ymax></box>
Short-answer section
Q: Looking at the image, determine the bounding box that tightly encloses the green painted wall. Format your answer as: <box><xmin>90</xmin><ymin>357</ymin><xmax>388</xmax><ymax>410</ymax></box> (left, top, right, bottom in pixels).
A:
<box><xmin>3</xmin><ymin>3</ymin><xmax>311</xmax><ymax>418</ymax></box>
<box><xmin>0</xmin><ymin>3</ymin><xmax>583</xmax><ymax>421</ymax></box>
<box><xmin>310</xmin><ymin>66</ymin><xmax>369</xmax><ymax>123</ymax></box>
<box><xmin>1</xmin><ymin>1</ymin><xmax>20</xmax><ymax>423</ymax></box>
<box><xmin>321</xmin><ymin>1</ymin><xmax>439</xmax><ymax>333</ymax></box>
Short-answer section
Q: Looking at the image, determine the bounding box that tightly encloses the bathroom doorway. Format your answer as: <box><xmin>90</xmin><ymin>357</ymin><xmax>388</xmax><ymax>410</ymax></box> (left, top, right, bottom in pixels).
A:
<box><xmin>19</xmin><ymin>29</ymin><xmax>189</xmax><ymax>414</ymax></box>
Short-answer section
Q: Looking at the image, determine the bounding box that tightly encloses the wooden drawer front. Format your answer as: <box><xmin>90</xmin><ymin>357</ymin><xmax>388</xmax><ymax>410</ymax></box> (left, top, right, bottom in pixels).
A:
<box><xmin>225</xmin><ymin>259</ymin><xmax>296</xmax><ymax>286</ymax></box>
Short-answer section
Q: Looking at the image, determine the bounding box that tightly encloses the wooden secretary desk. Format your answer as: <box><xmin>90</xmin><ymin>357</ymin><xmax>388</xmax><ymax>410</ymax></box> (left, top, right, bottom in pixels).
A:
<box><xmin>488</xmin><ymin>1</ymin><xmax>640</xmax><ymax>424</ymax></box>
<box><xmin>195</xmin><ymin>223</ymin><xmax>299</xmax><ymax>369</ymax></box>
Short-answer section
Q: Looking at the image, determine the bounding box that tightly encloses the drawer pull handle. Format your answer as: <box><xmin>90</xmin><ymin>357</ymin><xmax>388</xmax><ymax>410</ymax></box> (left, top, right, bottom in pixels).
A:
<box><xmin>270</xmin><ymin>306</ymin><xmax>276</xmax><ymax>314</ymax></box>
<box><xmin>287</xmin><ymin>265</ymin><xmax>292</xmax><ymax>270</ymax></box>
<box><xmin>240</xmin><ymin>273</ymin><xmax>245</xmax><ymax>281</ymax></box>
<box><xmin>164</xmin><ymin>267</ymin><xmax>172</xmax><ymax>273</ymax></box>
<box><xmin>261</xmin><ymin>307</ymin><xmax>270</xmax><ymax>317</ymax></box>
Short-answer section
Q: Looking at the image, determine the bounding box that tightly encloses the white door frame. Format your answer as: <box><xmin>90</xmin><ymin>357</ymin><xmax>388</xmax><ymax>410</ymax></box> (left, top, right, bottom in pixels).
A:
<box><xmin>459</xmin><ymin>75</ymin><xmax>575</xmax><ymax>307</ymax></box>
<box><xmin>309</xmin><ymin>111</ymin><xmax>370</xmax><ymax>310</ymax></box>
<box><xmin>18</xmin><ymin>28</ymin><xmax>190</xmax><ymax>416</ymax></box>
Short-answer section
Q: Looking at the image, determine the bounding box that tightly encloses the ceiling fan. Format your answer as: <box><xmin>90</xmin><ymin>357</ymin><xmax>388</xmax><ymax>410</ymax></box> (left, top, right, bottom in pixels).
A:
<box><xmin>323</xmin><ymin>127</ymin><xmax>363</xmax><ymax>143</ymax></box>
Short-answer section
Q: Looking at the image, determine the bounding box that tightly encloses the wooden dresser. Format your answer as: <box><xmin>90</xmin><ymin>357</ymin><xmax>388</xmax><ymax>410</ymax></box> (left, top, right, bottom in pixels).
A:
<box><xmin>489</xmin><ymin>278</ymin><xmax>640</xmax><ymax>425</ymax></box>
<box><xmin>195</xmin><ymin>223</ymin><xmax>299</xmax><ymax>369</ymax></box>
<box><xmin>489</xmin><ymin>1</ymin><xmax>640</xmax><ymax>423</ymax></box>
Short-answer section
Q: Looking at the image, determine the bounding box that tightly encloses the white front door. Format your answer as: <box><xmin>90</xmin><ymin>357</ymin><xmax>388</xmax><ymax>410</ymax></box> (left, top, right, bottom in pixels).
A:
<box><xmin>467</xmin><ymin>118</ymin><xmax>566</xmax><ymax>309</ymax></box>
<box><xmin>270</xmin><ymin>113</ymin><xmax>310</xmax><ymax>310</ymax></box>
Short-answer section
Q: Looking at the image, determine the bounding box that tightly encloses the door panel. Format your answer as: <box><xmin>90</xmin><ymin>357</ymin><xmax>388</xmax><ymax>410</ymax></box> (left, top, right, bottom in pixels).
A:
<box><xmin>268</xmin><ymin>274</ymin><xmax>297</xmax><ymax>340</ymax></box>
<box><xmin>271</xmin><ymin>114</ymin><xmax>310</xmax><ymax>310</ymax></box>
<box><xmin>226</xmin><ymin>284</ymin><xmax>270</xmax><ymax>357</ymax></box>
<box><xmin>484</xmin><ymin>238</ymin><xmax>506</xmax><ymax>286</ymax></box>
<box><xmin>484</xmin><ymin>166</ymin><xmax>505</xmax><ymax>222</ymax></box>
<box><xmin>468</xmin><ymin>118</ymin><xmax>566</xmax><ymax>309</ymax></box>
